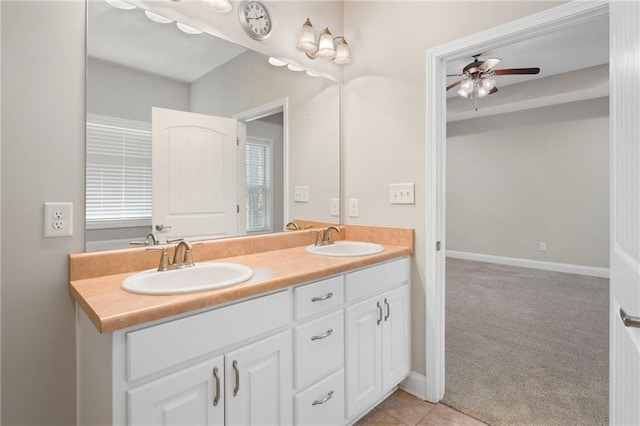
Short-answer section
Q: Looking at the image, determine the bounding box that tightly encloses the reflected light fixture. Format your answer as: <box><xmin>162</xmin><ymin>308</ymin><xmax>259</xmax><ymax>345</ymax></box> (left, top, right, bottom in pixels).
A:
<box><xmin>200</xmin><ymin>0</ymin><xmax>232</xmax><ymax>13</ymax></box>
<box><xmin>296</xmin><ymin>18</ymin><xmax>351</xmax><ymax>65</ymax></box>
<box><xmin>104</xmin><ymin>0</ymin><xmax>135</xmax><ymax>10</ymax></box>
<box><xmin>268</xmin><ymin>57</ymin><xmax>288</xmax><ymax>67</ymax></box>
<box><xmin>144</xmin><ymin>10</ymin><xmax>173</xmax><ymax>24</ymax></box>
<box><xmin>177</xmin><ymin>22</ymin><xmax>203</xmax><ymax>35</ymax></box>
<box><xmin>287</xmin><ymin>63</ymin><xmax>305</xmax><ymax>72</ymax></box>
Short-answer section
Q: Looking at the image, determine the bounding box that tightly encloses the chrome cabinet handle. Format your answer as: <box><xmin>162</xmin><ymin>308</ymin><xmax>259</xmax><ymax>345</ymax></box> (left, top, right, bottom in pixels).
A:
<box><xmin>232</xmin><ymin>360</ymin><xmax>240</xmax><ymax>396</ymax></box>
<box><xmin>212</xmin><ymin>366</ymin><xmax>221</xmax><ymax>406</ymax></box>
<box><xmin>377</xmin><ymin>302</ymin><xmax>382</xmax><ymax>325</ymax></box>
<box><xmin>312</xmin><ymin>390</ymin><xmax>334</xmax><ymax>406</ymax></box>
<box><xmin>311</xmin><ymin>292</ymin><xmax>333</xmax><ymax>302</ymax></box>
<box><xmin>311</xmin><ymin>328</ymin><xmax>333</xmax><ymax>341</ymax></box>
<box><xmin>620</xmin><ymin>308</ymin><xmax>640</xmax><ymax>328</ymax></box>
<box><xmin>384</xmin><ymin>298</ymin><xmax>390</xmax><ymax>321</ymax></box>
<box><xmin>155</xmin><ymin>224</ymin><xmax>172</xmax><ymax>231</ymax></box>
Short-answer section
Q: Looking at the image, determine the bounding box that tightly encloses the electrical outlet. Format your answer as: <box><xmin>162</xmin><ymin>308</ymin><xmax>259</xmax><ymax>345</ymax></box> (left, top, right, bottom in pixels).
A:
<box><xmin>294</xmin><ymin>186</ymin><xmax>310</xmax><ymax>203</ymax></box>
<box><xmin>44</xmin><ymin>202</ymin><xmax>73</xmax><ymax>238</ymax></box>
<box><xmin>539</xmin><ymin>242</ymin><xmax>547</xmax><ymax>252</ymax></box>
<box><xmin>349</xmin><ymin>198</ymin><xmax>359</xmax><ymax>218</ymax></box>
<box><xmin>331</xmin><ymin>198</ymin><xmax>340</xmax><ymax>216</ymax></box>
<box><xmin>389</xmin><ymin>182</ymin><xmax>415</xmax><ymax>204</ymax></box>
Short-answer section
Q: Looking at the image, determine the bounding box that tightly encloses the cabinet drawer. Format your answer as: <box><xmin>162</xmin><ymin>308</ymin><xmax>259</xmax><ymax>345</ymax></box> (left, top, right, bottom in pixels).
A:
<box><xmin>295</xmin><ymin>369</ymin><xmax>345</xmax><ymax>426</ymax></box>
<box><xmin>294</xmin><ymin>275</ymin><xmax>343</xmax><ymax>320</ymax></box>
<box><xmin>294</xmin><ymin>310</ymin><xmax>344</xmax><ymax>389</ymax></box>
<box><xmin>345</xmin><ymin>257</ymin><xmax>409</xmax><ymax>302</ymax></box>
<box><xmin>126</xmin><ymin>290</ymin><xmax>292</xmax><ymax>382</ymax></box>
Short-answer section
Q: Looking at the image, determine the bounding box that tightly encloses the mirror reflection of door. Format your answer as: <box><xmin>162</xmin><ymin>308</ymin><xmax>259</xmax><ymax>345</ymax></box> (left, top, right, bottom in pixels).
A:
<box><xmin>152</xmin><ymin>107</ymin><xmax>237</xmax><ymax>242</ymax></box>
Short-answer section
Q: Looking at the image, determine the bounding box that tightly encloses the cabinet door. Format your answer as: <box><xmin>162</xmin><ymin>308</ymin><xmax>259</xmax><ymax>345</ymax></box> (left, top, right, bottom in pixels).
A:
<box><xmin>382</xmin><ymin>284</ymin><xmax>411</xmax><ymax>391</ymax></box>
<box><xmin>128</xmin><ymin>356</ymin><xmax>224</xmax><ymax>426</ymax></box>
<box><xmin>225</xmin><ymin>331</ymin><xmax>292</xmax><ymax>426</ymax></box>
<box><xmin>345</xmin><ymin>296</ymin><xmax>383</xmax><ymax>419</ymax></box>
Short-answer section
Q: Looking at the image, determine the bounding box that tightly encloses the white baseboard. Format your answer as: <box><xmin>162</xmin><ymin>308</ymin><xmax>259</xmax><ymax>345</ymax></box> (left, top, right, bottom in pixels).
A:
<box><xmin>446</xmin><ymin>250</ymin><xmax>609</xmax><ymax>278</ymax></box>
<box><xmin>400</xmin><ymin>371</ymin><xmax>428</xmax><ymax>401</ymax></box>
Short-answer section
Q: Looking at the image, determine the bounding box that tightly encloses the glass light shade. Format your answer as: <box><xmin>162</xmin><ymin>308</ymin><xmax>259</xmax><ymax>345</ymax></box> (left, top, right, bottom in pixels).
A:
<box><xmin>296</xmin><ymin>19</ymin><xmax>318</xmax><ymax>53</ymax></box>
<box><xmin>177</xmin><ymin>22</ymin><xmax>203</xmax><ymax>35</ymax></box>
<box><xmin>457</xmin><ymin>88</ymin><xmax>469</xmax><ymax>98</ymax></box>
<box><xmin>105</xmin><ymin>0</ymin><xmax>135</xmax><ymax>10</ymax></box>
<box><xmin>287</xmin><ymin>63</ymin><xmax>305</xmax><ymax>72</ymax></box>
<box><xmin>316</xmin><ymin>28</ymin><xmax>336</xmax><ymax>59</ymax></box>
<box><xmin>268</xmin><ymin>57</ymin><xmax>288</xmax><ymax>67</ymax></box>
<box><xmin>460</xmin><ymin>80</ymin><xmax>474</xmax><ymax>93</ymax></box>
<box><xmin>200</xmin><ymin>0</ymin><xmax>232</xmax><ymax>13</ymax></box>
<box><xmin>477</xmin><ymin>86</ymin><xmax>489</xmax><ymax>97</ymax></box>
<box><xmin>332</xmin><ymin>38</ymin><xmax>351</xmax><ymax>65</ymax></box>
<box><xmin>144</xmin><ymin>10</ymin><xmax>173</xmax><ymax>24</ymax></box>
<box><xmin>481</xmin><ymin>78</ymin><xmax>496</xmax><ymax>90</ymax></box>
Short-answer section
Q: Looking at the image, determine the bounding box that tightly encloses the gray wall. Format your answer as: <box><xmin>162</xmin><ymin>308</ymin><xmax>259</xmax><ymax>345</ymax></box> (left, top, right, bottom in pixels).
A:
<box><xmin>1</xmin><ymin>1</ymin><xmax>85</xmax><ymax>424</ymax></box>
<box><xmin>247</xmin><ymin>114</ymin><xmax>284</xmax><ymax>233</ymax></box>
<box><xmin>446</xmin><ymin>98</ymin><xmax>609</xmax><ymax>267</ymax></box>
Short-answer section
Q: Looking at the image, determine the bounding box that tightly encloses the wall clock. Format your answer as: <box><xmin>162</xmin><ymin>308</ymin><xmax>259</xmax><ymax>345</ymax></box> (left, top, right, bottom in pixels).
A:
<box><xmin>238</xmin><ymin>1</ymin><xmax>273</xmax><ymax>41</ymax></box>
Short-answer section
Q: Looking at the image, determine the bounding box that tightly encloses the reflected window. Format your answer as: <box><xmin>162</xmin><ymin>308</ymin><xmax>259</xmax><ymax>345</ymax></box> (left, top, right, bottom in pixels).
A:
<box><xmin>86</xmin><ymin>114</ymin><xmax>152</xmax><ymax>227</ymax></box>
<box><xmin>246</xmin><ymin>137</ymin><xmax>273</xmax><ymax>233</ymax></box>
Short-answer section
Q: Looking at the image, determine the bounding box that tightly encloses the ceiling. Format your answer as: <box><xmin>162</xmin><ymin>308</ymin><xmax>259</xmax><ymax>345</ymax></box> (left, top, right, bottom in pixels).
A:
<box><xmin>446</xmin><ymin>14</ymin><xmax>609</xmax><ymax>96</ymax></box>
<box><xmin>88</xmin><ymin>0</ymin><xmax>247</xmax><ymax>82</ymax></box>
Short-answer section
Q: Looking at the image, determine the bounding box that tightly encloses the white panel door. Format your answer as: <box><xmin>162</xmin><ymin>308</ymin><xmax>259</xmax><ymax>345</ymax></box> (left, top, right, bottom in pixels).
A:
<box><xmin>128</xmin><ymin>356</ymin><xmax>224</xmax><ymax>426</ymax></box>
<box><xmin>609</xmin><ymin>2</ymin><xmax>640</xmax><ymax>424</ymax></box>
<box><xmin>345</xmin><ymin>296</ymin><xmax>383</xmax><ymax>419</ymax></box>
<box><xmin>381</xmin><ymin>285</ymin><xmax>411</xmax><ymax>391</ymax></box>
<box><xmin>225</xmin><ymin>331</ymin><xmax>292</xmax><ymax>426</ymax></box>
<box><xmin>152</xmin><ymin>107</ymin><xmax>237</xmax><ymax>241</ymax></box>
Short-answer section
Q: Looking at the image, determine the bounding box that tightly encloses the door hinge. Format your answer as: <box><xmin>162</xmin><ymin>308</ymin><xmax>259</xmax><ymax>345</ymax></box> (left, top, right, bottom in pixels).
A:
<box><xmin>236</xmin><ymin>204</ymin><xmax>240</xmax><ymax>213</ymax></box>
<box><xmin>436</xmin><ymin>241</ymin><xmax>441</xmax><ymax>251</ymax></box>
<box><xmin>236</xmin><ymin>137</ymin><xmax>240</xmax><ymax>146</ymax></box>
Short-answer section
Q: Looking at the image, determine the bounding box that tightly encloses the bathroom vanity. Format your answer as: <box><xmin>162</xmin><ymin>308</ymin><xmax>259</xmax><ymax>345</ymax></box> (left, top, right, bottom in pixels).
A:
<box><xmin>70</xmin><ymin>225</ymin><xmax>413</xmax><ymax>425</ymax></box>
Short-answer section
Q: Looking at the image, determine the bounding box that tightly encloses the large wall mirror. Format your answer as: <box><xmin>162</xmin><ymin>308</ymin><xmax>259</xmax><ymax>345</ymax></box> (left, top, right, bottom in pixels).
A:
<box><xmin>85</xmin><ymin>0</ymin><xmax>341</xmax><ymax>251</ymax></box>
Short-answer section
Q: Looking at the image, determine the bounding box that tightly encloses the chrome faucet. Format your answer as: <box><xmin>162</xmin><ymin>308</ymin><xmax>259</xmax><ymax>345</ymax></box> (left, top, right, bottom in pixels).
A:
<box><xmin>285</xmin><ymin>221</ymin><xmax>300</xmax><ymax>231</ymax></box>
<box><xmin>172</xmin><ymin>240</ymin><xmax>195</xmax><ymax>269</ymax></box>
<box><xmin>130</xmin><ymin>232</ymin><xmax>160</xmax><ymax>247</ymax></box>
<box><xmin>313</xmin><ymin>226</ymin><xmax>341</xmax><ymax>246</ymax></box>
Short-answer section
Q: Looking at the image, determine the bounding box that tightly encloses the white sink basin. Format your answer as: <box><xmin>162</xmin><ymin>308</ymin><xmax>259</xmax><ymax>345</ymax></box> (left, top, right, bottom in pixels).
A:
<box><xmin>306</xmin><ymin>241</ymin><xmax>384</xmax><ymax>257</ymax></box>
<box><xmin>122</xmin><ymin>262</ymin><xmax>253</xmax><ymax>295</ymax></box>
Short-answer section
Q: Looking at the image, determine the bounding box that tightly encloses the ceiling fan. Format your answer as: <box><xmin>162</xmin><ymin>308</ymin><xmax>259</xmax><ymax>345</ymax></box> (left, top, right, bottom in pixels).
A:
<box><xmin>447</xmin><ymin>54</ymin><xmax>540</xmax><ymax>102</ymax></box>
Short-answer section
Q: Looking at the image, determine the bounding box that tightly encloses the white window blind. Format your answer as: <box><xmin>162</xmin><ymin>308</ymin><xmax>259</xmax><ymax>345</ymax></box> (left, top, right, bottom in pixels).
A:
<box><xmin>246</xmin><ymin>137</ymin><xmax>273</xmax><ymax>233</ymax></box>
<box><xmin>86</xmin><ymin>114</ymin><xmax>152</xmax><ymax>226</ymax></box>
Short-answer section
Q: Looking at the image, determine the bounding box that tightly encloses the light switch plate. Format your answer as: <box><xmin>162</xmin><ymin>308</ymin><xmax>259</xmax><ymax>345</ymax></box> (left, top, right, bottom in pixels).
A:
<box><xmin>389</xmin><ymin>183</ymin><xmax>415</xmax><ymax>204</ymax></box>
<box><xmin>349</xmin><ymin>198</ymin><xmax>359</xmax><ymax>218</ymax></box>
<box><xmin>331</xmin><ymin>198</ymin><xmax>340</xmax><ymax>216</ymax></box>
<box><xmin>44</xmin><ymin>202</ymin><xmax>73</xmax><ymax>238</ymax></box>
<box><xmin>294</xmin><ymin>186</ymin><xmax>310</xmax><ymax>203</ymax></box>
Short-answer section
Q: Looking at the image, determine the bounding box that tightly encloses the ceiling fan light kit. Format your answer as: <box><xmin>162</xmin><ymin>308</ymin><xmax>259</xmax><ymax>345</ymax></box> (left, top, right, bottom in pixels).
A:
<box><xmin>447</xmin><ymin>54</ymin><xmax>540</xmax><ymax>109</ymax></box>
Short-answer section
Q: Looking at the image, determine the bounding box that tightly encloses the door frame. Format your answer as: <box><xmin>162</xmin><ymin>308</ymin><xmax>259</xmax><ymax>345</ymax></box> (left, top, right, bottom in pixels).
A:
<box><xmin>424</xmin><ymin>1</ymin><xmax>610</xmax><ymax>402</ymax></box>
<box><xmin>233</xmin><ymin>98</ymin><xmax>289</xmax><ymax>235</ymax></box>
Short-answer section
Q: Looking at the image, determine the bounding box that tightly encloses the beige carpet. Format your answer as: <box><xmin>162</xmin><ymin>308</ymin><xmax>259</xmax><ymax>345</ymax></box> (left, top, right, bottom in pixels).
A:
<box><xmin>443</xmin><ymin>258</ymin><xmax>608</xmax><ymax>426</ymax></box>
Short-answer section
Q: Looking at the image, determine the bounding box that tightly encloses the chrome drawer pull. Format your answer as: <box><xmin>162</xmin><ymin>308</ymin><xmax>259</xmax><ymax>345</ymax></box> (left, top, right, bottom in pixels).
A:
<box><xmin>212</xmin><ymin>366</ymin><xmax>221</xmax><ymax>406</ymax></box>
<box><xmin>232</xmin><ymin>360</ymin><xmax>240</xmax><ymax>396</ymax></box>
<box><xmin>620</xmin><ymin>308</ymin><xmax>640</xmax><ymax>328</ymax></box>
<box><xmin>377</xmin><ymin>301</ymin><xmax>382</xmax><ymax>325</ymax></box>
<box><xmin>311</xmin><ymin>328</ymin><xmax>333</xmax><ymax>341</ymax></box>
<box><xmin>312</xmin><ymin>390</ymin><xmax>334</xmax><ymax>406</ymax></box>
<box><xmin>311</xmin><ymin>292</ymin><xmax>333</xmax><ymax>302</ymax></box>
<box><xmin>384</xmin><ymin>298</ymin><xmax>390</xmax><ymax>321</ymax></box>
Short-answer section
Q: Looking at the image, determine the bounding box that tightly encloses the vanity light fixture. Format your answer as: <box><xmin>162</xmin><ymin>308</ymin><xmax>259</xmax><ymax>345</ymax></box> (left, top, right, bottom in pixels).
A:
<box><xmin>144</xmin><ymin>10</ymin><xmax>173</xmax><ymax>24</ymax></box>
<box><xmin>177</xmin><ymin>22</ymin><xmax>203</xmax><ymax>35</ymax></box>
<box><xmin>104</xmin><ymin>0</ymin><xmax>135</xmax><ymax>10</ymax></box>
<box><xmin>268</xmin><ymin>57</ymin><xmax>288</xmax><ymax>67</ymax></box>
<box><xmin>296</xmin><ymin>18</ymin><xmax>351</xmax><ymax>65</ymax></box>
<box><xmin>200</xmin><ymin>0</ymin><xmax>232</xmax><ymax>13</ymax></box>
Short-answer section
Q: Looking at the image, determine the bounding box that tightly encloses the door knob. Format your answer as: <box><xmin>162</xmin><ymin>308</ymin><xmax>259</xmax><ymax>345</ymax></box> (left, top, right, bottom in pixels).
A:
<box><xmin>155</xmin><ymin>224</ymin><xmax>172</xmax><ymax>232</ymax></box>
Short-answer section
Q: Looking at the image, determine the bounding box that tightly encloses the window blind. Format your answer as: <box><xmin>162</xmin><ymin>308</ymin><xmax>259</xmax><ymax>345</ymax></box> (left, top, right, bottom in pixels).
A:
<box><xmin>86</xmin><ymin>114</ymin><xmax>152</xmax><ymax>226</ymax></box>
<box><xmin>246</xmin><ymin>138</ymin><xmax>272</xmax><ymax>233</ymax></box>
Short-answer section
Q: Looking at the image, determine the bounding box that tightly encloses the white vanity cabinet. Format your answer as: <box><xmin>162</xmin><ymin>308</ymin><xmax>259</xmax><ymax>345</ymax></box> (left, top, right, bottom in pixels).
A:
<box><xmin>344</xmin><ymin>259</ymin><xmax>411</xmax><ymax>420</ymax></box>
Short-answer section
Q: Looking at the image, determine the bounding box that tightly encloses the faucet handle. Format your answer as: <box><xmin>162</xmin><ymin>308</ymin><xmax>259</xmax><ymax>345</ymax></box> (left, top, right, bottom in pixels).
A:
<box><xmin>167</xmin><ymin>237</ymin><xmax>185</xmax><ymax>244</ymax></box>
<box><xmin>146</xmin><ymin>246</ymin><xmax>170</xmax><ymax>271</ymax></box>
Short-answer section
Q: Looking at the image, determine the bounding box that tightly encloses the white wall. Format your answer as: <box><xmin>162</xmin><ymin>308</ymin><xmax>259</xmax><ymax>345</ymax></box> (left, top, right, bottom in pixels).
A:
<box><xmin>447</xmin><ymin>97</ymin><xmax>609</xmax><ymax>268</ymax></box>
<box><xmin>1</xmin><ymin>1</ymin><xmax>85</xmax><ymax>424</ymax></box>
<box><xmin>342</xmin><ymin>1</ymin><xmax>564</xmax><ymax>377</ymax></box>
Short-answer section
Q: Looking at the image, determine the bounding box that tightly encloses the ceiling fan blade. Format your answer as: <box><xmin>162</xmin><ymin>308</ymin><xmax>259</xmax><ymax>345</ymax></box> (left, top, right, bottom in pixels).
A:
<box><xmin>479</xmin><ymin>57</ymin><xmax>501</xmax><ymax>71</ymax></box>
<box><xmin>447</xmin><ymin>73</ymin><xmax>464</xmax><ymax>77</ymax></box>
<box><xmin>493</xmin><ymin>67</ymin><xmax>540</xmax><ymax>75</ymax></box>
<box><xmin>488</xmin><ymin>87</ymin><xmax>498</xmax><ymax>95</ymax></box>
<box><xmin>446</xmin><ymin>79</ymin><xmax>464</xmax><ymax>91</ymax></box>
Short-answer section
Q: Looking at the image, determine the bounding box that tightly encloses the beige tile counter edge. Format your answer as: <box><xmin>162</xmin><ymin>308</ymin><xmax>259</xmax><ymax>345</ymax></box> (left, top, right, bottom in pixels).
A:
<box><xmin>70</xmin><ymin>225</ymin><xmax>414</xmax><ymax>334</ymax></box>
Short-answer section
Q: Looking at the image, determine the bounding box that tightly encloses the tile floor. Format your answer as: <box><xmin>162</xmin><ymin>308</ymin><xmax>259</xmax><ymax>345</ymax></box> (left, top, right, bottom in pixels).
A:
<box><xmin>355</xmin><ymin>390</ymin><xmax>486</xmax><ymax>426</ymax></box>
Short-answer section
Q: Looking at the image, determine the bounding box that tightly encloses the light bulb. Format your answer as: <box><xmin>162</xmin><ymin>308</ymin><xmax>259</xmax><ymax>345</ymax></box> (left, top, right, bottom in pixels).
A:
<box><xmin>177</xmin><ymin>22</ymin><xmax>203</xmax><ymax>35</ymax></box>
<box><xmin>296</xmin><ymin>18</ymin><xmax>318</xmax><ymax>53</ymax></box>
<box><xmin>477</xmin><ymin>86</ymin><xmax>489</xmax><ymax>97</ymax></box>
<box><xmin>481</xmin><ymin>78</ymin><xmax>496</xmax><ymax>90</ymax></box>
<box><xmin>200</xmin><ymin>0</ymin><xmax>232</xmax><ymax>13</ymax></box>
<box><xmin>316</xmin><ymin>28</ymin><xmax>336</xmax><ymax>59</ymax></box>
<box><xmin>457</xmin><ymin>88</ymin><xmax>469</xmax><ymax>98</ymax></box>
<box><xmin>461</xmin><ymin>80</ymin><xmax>474</xmax><ymax>93</ymax></box>
<box><xmin>268</xmin><ymin>57</ymin><xmax>288</xmax><ymax>67</ymax></box>
<box><xmin>104</xmin><ymin>0</ymin><xmax>135</xmax><ymax>10</ymax></box>
<box><xmin>144</xmin><ymin>10</ymin><xmax>173</xmax><ymax>24</ymax></box>
<box><xmin>332</xmin><ymin>38</ymin><xmax>351</xmax><ymax>65</ymax></box>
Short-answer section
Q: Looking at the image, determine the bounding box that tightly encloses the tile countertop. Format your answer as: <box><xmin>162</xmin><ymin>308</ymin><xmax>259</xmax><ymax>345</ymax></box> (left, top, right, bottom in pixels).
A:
<box><xmin>70</xmin><ymin>226</ymin><xmax>413</xmax><ymax>334</ymax></box>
